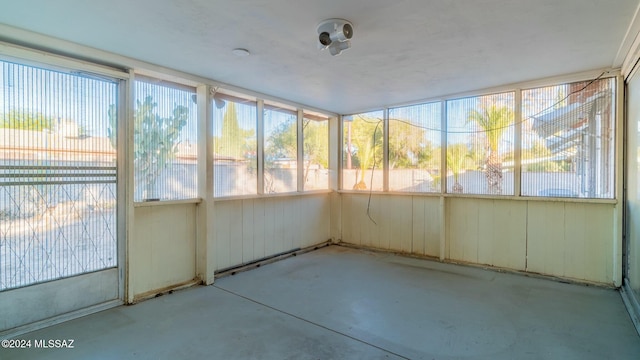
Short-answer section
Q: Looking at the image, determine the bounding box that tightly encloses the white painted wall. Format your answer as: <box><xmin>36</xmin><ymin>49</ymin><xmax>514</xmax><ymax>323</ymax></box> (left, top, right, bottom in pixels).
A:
<box><xmin>213</xmin><ymin>194</ymin><xmax>331</xmax><ymax>271</ymax></box>
<box><xmin>129</xmin><ymin>204</ymin><xmax>197</xmax><ymax>301</ymax></box>
<box><xmin>341</xmin><ymin>193</ymin><xmax>617</xmax><ymax>285</ymax></box>
<box><xmin>341</xmin><ymin>194</ymin><xmax>441</xmax><ymax>258</ymax></box>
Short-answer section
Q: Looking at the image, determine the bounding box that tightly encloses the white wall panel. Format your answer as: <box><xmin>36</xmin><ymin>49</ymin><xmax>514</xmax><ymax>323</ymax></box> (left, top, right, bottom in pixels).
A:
<box><xmin>130</xmin><ymin>204</ymin><xmax>197</xmax><ymax>300</ymax></box>
<box><xmin>341</xmin><ymin>194</ymin><xmax>440</xmax><ymax>255</ymax></box>
<box><xmin>526</xmin><ymin>201</ymin><xmax>565</xmax><ymax>276</ymax></box>
<box><xmin>447</xmin><ymin>198</ymin><xmax>480</xmax><ymax>263</ymax></box>
<box><xmin>411</xmin><ymin>197</ymin><xmax>441</xmax><ymax>257</ymax></box>
<box><xmin>527</xmin><ymin>201</ymin><xmax>614</xmax><ymax>283</ymax></box>
<box><xmin>476</xmin><ymin>200</ymin><xmax>527</xmax><ymax>270</ymax></box>
<box><xmin>446</xmin><ymin>197</ymin><xmax>527</xmax><ymax>270</ymax></box>
<box><xmin>342</xmin><ymin>194</ymin><xmax>614</xmax><ymax>285</ymax></box>
<box><xmin>214</xmin><ymin>195</ymin><xmax>330</xmax><ymax>271</ymax></box>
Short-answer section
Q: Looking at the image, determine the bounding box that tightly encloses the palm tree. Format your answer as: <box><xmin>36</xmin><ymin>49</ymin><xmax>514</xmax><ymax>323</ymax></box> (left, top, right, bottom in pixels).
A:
<box><xmin>467</xmin><ymin>104</ymin><xmax>514</xmax><ymax>195</ymax></box>
<box><xmin>348</xmin><ymin>118</ymin><xmax>382</xmax><ymax>190</ymax></box>
<box><xmin>447</xmin><ymin>143</ymin><xmax>469</xmax><ymax>193</ymax></box>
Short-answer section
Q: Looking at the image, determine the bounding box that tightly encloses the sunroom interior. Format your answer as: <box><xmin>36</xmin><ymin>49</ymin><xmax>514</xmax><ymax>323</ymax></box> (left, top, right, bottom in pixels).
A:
<box><xmin>1</xmin><ymin>0</ymin><xmax>640</xmax><ymax>358</ymax></box>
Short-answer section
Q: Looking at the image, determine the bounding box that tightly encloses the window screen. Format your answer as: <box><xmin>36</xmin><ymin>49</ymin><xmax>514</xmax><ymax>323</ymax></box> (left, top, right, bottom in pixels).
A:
<box><xmin>342</xmin><ymin>110</ymin><xmax>384</xmax><ymax>191</ymax></box>
<box><xmin>521</xmin><ymin>77</ymin><xmax>615</xmax><ymax>198</ymax></box>
<box><xmin>446</xmin><ymin>92</ymin><xmax>515</xmax><ymax>195</ymax></box>
<box><xmin>213</xmin><ymin>94</ymin><xmax>257</xmax><ymax>197</ymax></box>
<box><xmin>303</xmin><ymin>113</ymin><xmax>329</xmax><ymax>191</ymax></box>
<box><xmin>264</xmin><ymin>103</ymin><xmax>297</xmax><ymax>194</ymax></box>
<box><xmin>388</xmin><ymin>102</ymin><xmax>441</xmax><ymax>192</ymax></box>
<box><xmin>133</xmin><ymin>79</ymin><xmax>197</xmax><ymax>202</ymax></box>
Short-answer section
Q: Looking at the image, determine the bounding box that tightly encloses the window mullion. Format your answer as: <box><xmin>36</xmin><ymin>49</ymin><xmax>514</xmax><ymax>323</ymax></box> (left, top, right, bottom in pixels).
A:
<box><xmin>441</xmin><ymin>101</ymin><xmax>447</xmax><ymax>194</ymax></box>
<box><xmin>383</xmin><ymin>108</ymin><xmax>389</xmax><ymax>192</ymax></box>
<box><xmin>514</xmin><ymin>89</ymin><xmax>522</xmax><ymax>197</ymax></box>
<box><xmin>297</xmin><ymin>109</ymin><xmax>304</xmax><ymax>192</ymax></box>
<box><xmin>257</xmin><ymin>99</ymin><xmax>264</xmax><ymax>195</ymax></box>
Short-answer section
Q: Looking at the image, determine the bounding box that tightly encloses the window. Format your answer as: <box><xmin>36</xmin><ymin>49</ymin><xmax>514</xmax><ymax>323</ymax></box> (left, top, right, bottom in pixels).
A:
<box><xmin>1</xmin><ymin>59</ymin><xmax>118</xmax><ymax>290</ymax></box>
<box><xmin>213</xmin><ymin>94</ymin><xmax>257</xmax><ymax>197</ymax></box>
<box><xmin>342</xmin><ymin>110</ymin><xmax>384</xmax><ymax>191</ymax></box>
<box><xmin>133</xmin><ymin>78</ymin><xmax>197</xmax><ymax>202</ymax></box>
<box><xmin>389</xmin><ymin>102</ymin><xmax>441</xmax><ymax>192</ymax></box>
<box><xmin>303</xmin><ymin>113</ymin><xmax>329</xmax><ymax>191</ymax></box>
<box><xmin>521</xmin><ymin>78</ymin><xmax>615</xmax><ymax>198</ymax></box>
<box><xmin>446</xmin><ymin>92</ymin><xmax>515</xmax><ymax>195</ymax></box>
<box><xmin>264</xmin><ymin>103</ymin><xmax>297</xmax><ymax>194</ymax></box>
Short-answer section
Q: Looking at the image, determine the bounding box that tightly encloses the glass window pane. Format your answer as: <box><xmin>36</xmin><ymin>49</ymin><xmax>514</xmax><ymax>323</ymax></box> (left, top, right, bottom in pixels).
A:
<box><xmin>134</xmin><ymin>80</ymin><xmax>197</xmax><ymax>202</ymax></box>
<box><xmin>388</xmin><ymin>102</ymin><xmax>441</xmax><ymax>192</ymax></box>
<box><xmin>522</xmin><ymin>78</ymin><xmax>615</xmax><ymax>198</ymax></box>
<box><xmin>264</xmin><ymin>104</ymin><xmax>297</xmax><ymax>194</ymax></box>
<box><xmin>213</xmin><ymin>96</ymin><xmax>257</xmax><ymax>197</ymax></box>
<box><xmin>446</xmin><ymin>92</ymin><xmax>515</xmax><ymax>195</ymax></box>
<box><xmin>303</xmin><ymin>114</ymin><xmax>329</xmax><ymax>191</ymax></box>
<box><xmin>342</xmin><ymin>110</ymin><xmax>384</xmax><ymax>191</ymax></box>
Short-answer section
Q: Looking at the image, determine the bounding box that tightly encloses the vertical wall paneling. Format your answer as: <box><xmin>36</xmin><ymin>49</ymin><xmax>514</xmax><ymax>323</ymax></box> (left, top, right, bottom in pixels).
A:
<box><xmin>564</xmin><ymin>203</ymin><xmax>613</xmax><ymax>282</ymax></box>
<box><xmin>412</xmin><ymin>197</ymin><xmax>427</xmax><ymax>255</ymax></box>
<box><xmin>341</xmin><ymin>194</ymin><xmax>614</xmax><ymax>284</ymax></box>
<box><xmin>263</xmin><ymin>199</ymin><xmax>276</xmax><ymax>255</ymax></box>
<box><xmin>252</xmin><ymin>199</ymin><xmax>266</xmax><ymax>260</ymax></box>
<box><xmin>527</xmin><ymin>201</ymin><xmax>614</xmax><ymax>283</ymax></box>
<box><xmin>227</xmin><ymin>201</ymin><xmax>244</xmax><ymax>267</ymax></box>
<box><xmin>213</xmin><ymin>195</ymin><xmax>330</xmax><ymax>271</ymax></box>
<box><xmin>330</xmin><ymin>192</ymin><xmax>342</xmax><ymax>242</ymax></box>
<box><xmin>341</xmin><ymin>194</ymin><xmax>439</xmax><ymax>255</ymax></box>
<box><xmin>477</xmin><ymin>200</ymin><xmax>526</xmax><ymax>270</ymax></box>
<box><xmin>420</xmin><ymin>197</ymin><xmax>441</xmax><ymax>257</ymax></box>
<box><xmin>131</xmin><ymin>204</ymin><xmax>197</xmax><ymax>299</ymax></box>
<box><xmin>341</xmin><ymin>194</ymin><xmax>355</xmax><ymax>244</ymax></box>
<box><xmin>447</xmin><ymin>198</ymin><xmax>480</xmax><ymax>263</ymax></box>
<box><xmin>525</xmin><ymin>201</ymin><xmax>566</xmax><ymax>276</ymax></box>
<box><xmin>242</xmin><ymin>199</ymin><xmax>255</xmax><ymax>263</ymax></box>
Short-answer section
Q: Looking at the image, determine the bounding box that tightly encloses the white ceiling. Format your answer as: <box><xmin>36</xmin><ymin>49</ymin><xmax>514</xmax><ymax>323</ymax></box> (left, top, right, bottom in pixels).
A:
<box><xmin>0</xmin><ymin>0</ymin><xmax>638</xmax><ymax>114</ymax></box>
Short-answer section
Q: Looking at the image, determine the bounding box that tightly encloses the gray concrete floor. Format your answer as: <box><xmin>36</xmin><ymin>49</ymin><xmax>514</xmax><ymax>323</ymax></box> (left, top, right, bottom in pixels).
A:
<box><xmin>3</xmin><ymin>245</ymin><xmax>640</xmax><ymax>359</ymax></box>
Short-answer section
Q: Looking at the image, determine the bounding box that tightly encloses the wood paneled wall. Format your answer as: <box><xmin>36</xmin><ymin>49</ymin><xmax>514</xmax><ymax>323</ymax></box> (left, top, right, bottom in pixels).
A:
<box><xmin>341</xmin><ymin>193</ymin><xmax>616</xmax><ymax>285</ymax></box>
<box><xmin>213</xmin><ymin>194</ymin><xmax>331</xmax><ymax>271</ymax></box>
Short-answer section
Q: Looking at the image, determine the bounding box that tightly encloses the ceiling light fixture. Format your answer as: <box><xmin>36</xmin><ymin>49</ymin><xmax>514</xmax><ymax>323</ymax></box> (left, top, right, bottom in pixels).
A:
<box><xmin>317</xmin><ymin>19</ymin><xmax>353</xmax><ymax>56</ymax></box>
<box><xmin>232</xmin><ymin>48</ymin><xmax>250</xmax><ymax>57</ymax></box>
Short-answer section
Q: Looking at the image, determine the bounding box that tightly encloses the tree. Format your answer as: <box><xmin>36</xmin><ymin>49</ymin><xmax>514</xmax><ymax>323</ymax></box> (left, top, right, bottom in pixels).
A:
<box><xmin>302</xmin><ymin>119</ymin><xmax>329</xmax><ymax>183</ymax></box>
<box><xmin>467</xmin><ymin>104</ymin><xmax>514</xmax><ymax>194</ymax></box>
<box><xmin>346</xmin><ymin>118</ymin><xmax>383</xmax><ymax>190</ymax></box>
<box><xmin>108</xmin><ymin>96</ymin><xmax>188</xmax><ymax>200</ymax></box>
<box><xmin>266</xmin><ymin>120</ymin><xmax>296</xmax><ymax>162</ymax></box>
<box><xmin>447</xmin><ymin>143</ymin><xmax>470</xmax><ymax>193</ymax></box>
<box><xmin>218</xmin><ymin>102</ymin><xmax>253</xmax><ymax>159</ymax></box>
<box><xmin>1</xmin><ymin>110</ymin><xmax>53</xmax><ymax>131</ymax></box>
<box><xmin>214</xmin><ymin>102</ymin><xmax>255</xmax><ymax>160</ymax></box>
<box><xmin>388</xmin><ymin>120</ymin><xmax>432</xmax><ymax>169</ymax></box>
<box><xmin>264</xmin><ymin>118</ymin><xmax>329</xmax><ymax>187</ymax></box>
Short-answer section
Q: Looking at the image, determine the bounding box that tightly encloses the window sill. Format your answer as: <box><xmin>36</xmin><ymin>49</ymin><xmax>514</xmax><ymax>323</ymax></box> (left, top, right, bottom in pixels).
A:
<box><xmin>133</xmin><ymin>198</ymin><xmax>203</xmax><ymax>207</ymax></box>
<box><xmin>337</xmin><ymin>190</ymin><xmax>618</xmax><ymax>204</ymax></box>
<box><xmin>214</xmin><ymin>190</ymin><xmax>332</xmax><ymax>202</ymax></box>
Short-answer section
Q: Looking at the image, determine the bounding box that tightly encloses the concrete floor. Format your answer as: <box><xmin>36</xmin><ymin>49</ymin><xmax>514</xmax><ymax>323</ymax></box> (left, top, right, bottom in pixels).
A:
<box><xmin>3</xmin><ymin>245</ymin><xmax>640</xmax><ymax>359</ymax></box>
